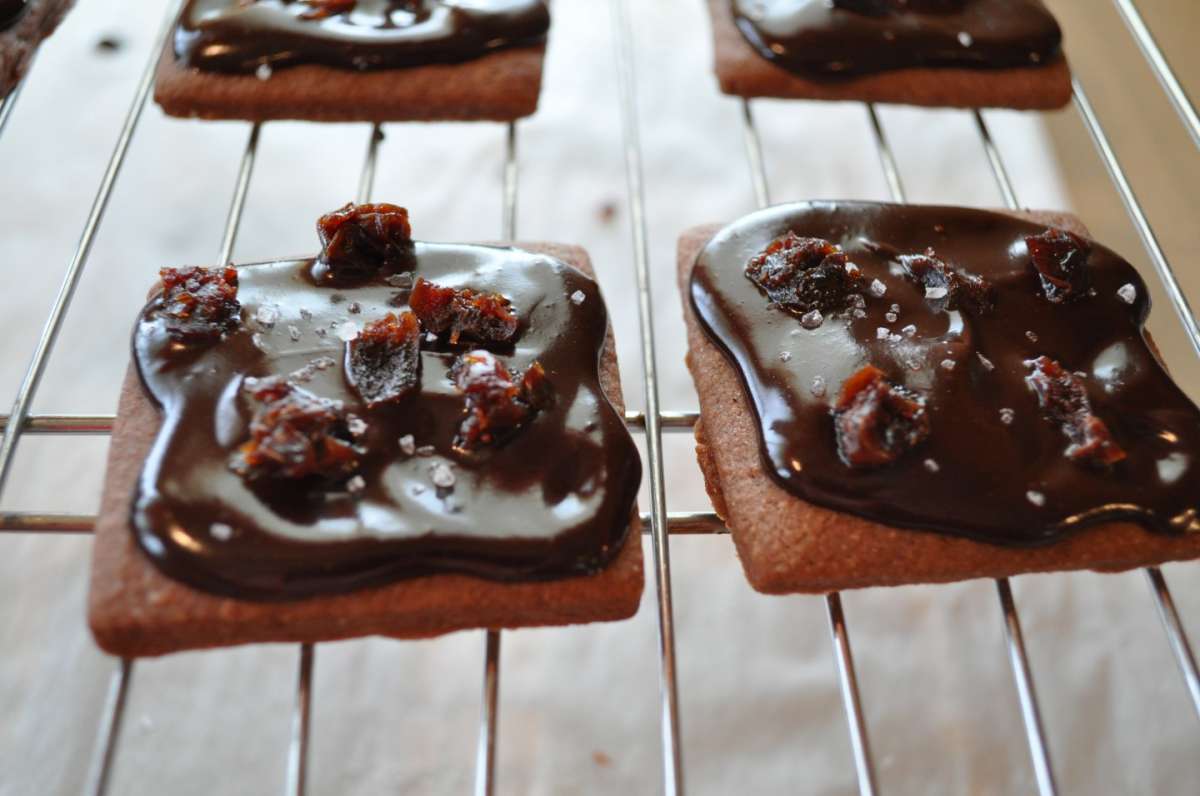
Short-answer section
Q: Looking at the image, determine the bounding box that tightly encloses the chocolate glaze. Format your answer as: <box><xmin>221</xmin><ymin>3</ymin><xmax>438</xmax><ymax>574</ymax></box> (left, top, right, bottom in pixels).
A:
<box><xmin>0</xmin><ymin>0</ymin><xmax>29</xmax><ymax>31</ymax></box>
<box><xmin>176</xmin><ymin>0</ymin><xmax>550</xmax><ymax>74</ymax></box>
<box><xmin>732</xmin><ymin>0</ymin><xmax>1062</xmax><ymax>77</ymax></box>
<box><xmin>691</xmin><ymin>202</ymin><xmax>1200</xmax><ymax>546</ymax></box>
<box><xmin>133</xmin><ymin>243</ymin><xmax>640</xmax><ymax>600</ymax></box>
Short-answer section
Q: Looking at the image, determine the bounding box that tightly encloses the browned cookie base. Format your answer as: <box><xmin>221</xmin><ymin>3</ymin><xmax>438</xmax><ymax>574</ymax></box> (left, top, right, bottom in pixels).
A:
<box><xmin>706</xmin><ymin>0</ymin><xmax>1071</xmax><ymax>110</ymax></box>
<box><xmin>0</xmin><ymin>0</ymin><xmax>74</xmax><ymax>98</ymax></box>
<box><xmin>154</xmin><ymin>37</ymin><xmax>545</xmax><ymax>122</ymax></box>
<box><xmin>90</xmin><ymin>243</ymin><xmax>643</xmax><ymax>657</ymax></box>
<box><xmin>678</xmin><ymin>215</ymin><xmax>1200</xmax><ymax>594</ymax></box>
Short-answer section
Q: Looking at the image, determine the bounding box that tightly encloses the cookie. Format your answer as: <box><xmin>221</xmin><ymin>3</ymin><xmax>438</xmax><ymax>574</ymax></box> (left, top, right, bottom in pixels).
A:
<box><xmin>89</xmin><ymin>242</ymin><xmax>643</xmax><ymax>657</ymax></box>
<box><xmin>679</xmin><ymin>211</ymin><xmax>1200</xmax><ymax>594</ymax></box>
<box><xmin>154</xmin><ymin>1</ymin><xmax>547</xmax><ymax>122</ymax></box>
<box><xmin>0</xmin><ymin>0</ymin><xmax>74</xmax><ymax>98</ymax></box>
<box><xmin>707</xmin><ymin>0</ymin><xmax>1072</xmax><ymax>110</ymax></box>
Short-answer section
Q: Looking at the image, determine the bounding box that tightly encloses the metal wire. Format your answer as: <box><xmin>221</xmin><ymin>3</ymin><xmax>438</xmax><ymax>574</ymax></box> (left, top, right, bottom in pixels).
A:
<box><xmin>286</xmin><ymin>644</ymin><xmax>316</xmax><ymax>796</ymax></box>
<box><xmin>1145</xmin><ymin>567</ymin><xmax>1200</xmax><ymax>720</ymax></box>
<box><xmin>610</xmin><ymin>2</ymin><xmax>686</xmax><ymax>790</ymax></box>
<box><xmin>81</xmin><ymin>659</ymin><xmax>134</xmax><ymax>796</ymax></box>
<box><xmin>0</xmin><ymin>73</ymin><xmax>29</xmax><ymax>139</ymax></box>
<box><xmin>0</xmin><ymin>0</ymin><xmax>182</xmax><ymax>501</ymax></box>
<box><xmin>1111</xmin><ymin>0</ymin><xmax>1200</xmax><ymax>152</ymax></box>
<box><xmin>1073</xmin><ymin>80</ymin><xmax>1200</xmax><ymax>359</ymax></box>
<box><xmin>739</xmin><ymin>99</ymin><xmax>879</xmax><ymax>796</ymax></box>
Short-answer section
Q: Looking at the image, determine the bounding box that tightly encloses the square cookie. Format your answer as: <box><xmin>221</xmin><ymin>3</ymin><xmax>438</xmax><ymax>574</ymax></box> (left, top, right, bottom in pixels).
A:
<box><xmin>90</xmin><ymin>242</ymin><xmax>643</xmax><ymax>657</ymax></box>
<box><xmin>0</xmin><ymin>0</ymin><xmax>74</xmax><ymax>98</ymax></box>
<box><xmin>679</xmin><ymin>214</ymin><xmax>1200</xmax><ymax>594</ymax></box>
<box><xmin>154</xmin><ymin>20</ymin><xmax>546</xmax><ymax>122</ymax></box>
<box><xmin>707</xmin><ymin>0</ymin><xmax>1072</xmax><ymax>110</ymax></box>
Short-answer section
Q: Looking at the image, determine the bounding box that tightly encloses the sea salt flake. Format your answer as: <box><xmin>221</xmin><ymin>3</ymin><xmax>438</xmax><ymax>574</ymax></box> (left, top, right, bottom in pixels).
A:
<box><xmin>811</xmin><ymin>376</ymin><xmax>827</xmax><ymax>398</ymax></box>
<box><xmin>387</xmin><ymin>273</ymin><xmax>414</xmax><ymax>288</ymax></box>
<box><xmin>869</xmin><ymin>279</ymin><xmax>887</xmax><ymax>298</ymax></box>
<box><xmin>845</xmin><ymin>262</ymin><xmax>861</xmax><ymax>277</ymax></box>
<box><xmin>255</xmin><ymin>305</ymin><xmax>280</xmax><ymax>327</ymax></box>
<box><xmin>346</xmin><ymin>475</ymin><xmax>366</xmax><ymax>495</ymax></box>
<box><xmin>1025</xmin><ymin>330</ymin><xmax>1039</xmax><ymax>343</ymax></box>
<box><xmin>852</xmin><ymin>308</ymin><xmax>867</xmax><ymax>319</ymax></box>
<box><xmin>999</xmin><ymin>407</ymin><xmax>1015</xmax><ymax>425</ymax></box>
<box><xmin>876</xmin><ymin>327</ymin><xmax>890</xmax><ymax>340</ymax></box>
<box><xmin>398</xmin><ymin>435</ymin><xmax>416</xmax><ymax>456</ymax></box>
<box><xmin>923</xmin><ymin>459</ymin><xmax>940</xmax><ymax>473</ymax></box>
<box><xmin>779</xmin><ymin>351</ymin><xmax>792</xmax><ymax>362</ymax></box>
<box><xmin>255</xmin><ymin>63</ymin><xmax>272</xmax><ymax>81</ymax></box>
<box><xmin>336</xmin><ymin>321</ymin><xmax>360</xmax><ymax>342</ymax></box>
<box><xmin>210</xmin><ymin>522</ymin><xmax>233</xmax><ymax>541</ymax></box>
<box><xmin>977</xmin><ymin>352</ymin><xmax>995</xmax><ymax>371</ymax></box>
<box><xmin>347</xmin><ymin>416</ymin><xmax>367</xmax><ymax>437</ymax></box>
<box><xmin>901</xmin><ymin>324</ymin><xmax>917</xmax><ymax>338</ymax></box>
<box><xmin>570</xmin><ymin>290</ymin><xmax>587</xmax><ymax>305</ymax></box>
<box><xmin>957</xmin><ymin>31</ymin><xmax>974</xmax><ymax>47</ymax></box>
<box><xmin>348</xmin><ymin>302</ymin><xmax>362</xmax><ymax>314</ymax></box>
<box><xmin>925</xmin><ymin>286</ymin><xmax>948</xmax><ymax>300</ymax></box>
<box><xmin>1117</xmin><ymin>283</ymin><xmax>1137</xmax><ymax>304</ymax></box>
<box><xmin>1026</xmin><ymin>489</ymin><xmax>1046</xmax><ymax>507</ymax></box>
<box><xmin>940</xmin><ymin>358</ymin><xmax>956</xmax><ymax>371</ymax></box>
<box><xmin>425</xmin><ymin>332</ymin><xmax>438</xmax><ymax>343</ymax></box>
<box><xmin>314</xmin><ymin>356</ymin><xmax>335</xmax><ymax>370</ymax></box>
<box><xmin>431</xmin><ymin>463</ymin><xmax>456</xmax><ymax>489</ymax></box>
<box><xmin>848</xmin><ymin>293</ymin><xmax>866</xmax><ymax>309</ymax></box>
<box><xmin>299</xmin><ymin>308</ymin><xmax>313</xmax><ymax>321</ymax></box>
<box><xmin>800</xmin><ymin>309</ymin><xmax>824</xmax><ymax>329</ymax></box>
<box><xmin>885</xmin><ymin>311</ymin><xmax>898</xmax><ymax>323</ymax></box>
<box><xmin>288</xmin><ymin>325</ymin><xmax>302</xmax><ymax>342</ymax></box>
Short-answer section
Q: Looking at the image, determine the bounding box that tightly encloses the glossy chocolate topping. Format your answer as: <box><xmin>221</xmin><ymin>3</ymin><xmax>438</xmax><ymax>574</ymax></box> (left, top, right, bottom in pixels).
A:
<box><xmin>176</xmin><ymin>0</ymin><xmax>550</xmax><ymax>74</ymax></box>
<box><xmin>732</xmin><ymin>0</ymin><xmax>1062</xmax><ymax>77</ymax></box>
<box><xmin>0</xmin><ymin>0</ymin><xmax>29</xmax><ymax>31</ymax></box>
<box><xmin>133</xmin><ymin>238</ymin><xmax>640</xmax><ymax>600</ymax></box>
<box><xmin>690</xmin><ymin>202</ymin><xmax>1200</xmax><ymax>545</ymax></box>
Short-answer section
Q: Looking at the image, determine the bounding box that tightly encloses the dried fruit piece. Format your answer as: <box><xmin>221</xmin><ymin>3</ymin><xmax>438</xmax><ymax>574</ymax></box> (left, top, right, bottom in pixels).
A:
<box><xmin>450</xmin><ymin>350</ymin><xmax>552</xmax><ymax>455</ymax></box>
<box><xmin>1024</xmin><ymin>356</ymin><xmax>1126</xmax><ymax>466</ymax></box>
<box><xmin>158</xmin><ymin>266</ymin><xmax>241</xmax><ymax>342</ymax></box>
<box><xmin>745</xmin><ymin>233</ymin><xmax>864</xmax><ymax>316</ymax></box>
<box><xmin>833</xmin><ymin>365</ymin><xmax>930</xmax><ymax>468</ymax></box>
<box><xmin>230</xmin><ymin>379</ymin><xmax>363</xmax><ymax>483</ymax></box>
<box><xmin>345</xmin><ymin>312</ymin><xmax>422</xmax><ymax>407</ymax></box>
<box><xmin>898</xmin><ymin>249</ymin><xmax>995</xmax><ymax>314</ymax></box>
<box><xmin>1026</xmin><ymin>228</ymin><xmax>1092</xmax><ymax>304</ymax></box>
<box><xmin>313</xmin><ymin>202</ymin><xmax>414</xmax><ymax>284</ymax></box>
<box><xmin>409</xmin><ymin>277</ymin><xmax>519</xmax><ymax>345</ymax></box>
<box><xmin>299</xmin><ymin>0</ymin><xmax>356</xmax><ymax>20</ymax></box>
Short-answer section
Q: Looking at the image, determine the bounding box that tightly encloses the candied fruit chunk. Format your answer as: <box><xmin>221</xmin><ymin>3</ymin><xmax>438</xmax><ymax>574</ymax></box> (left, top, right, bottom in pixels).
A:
<box><xmin>313</xmin><ymin>202</ymin><xmax>413</xmax><ymax>284</ymax></box>
<box><xmin>345</xmin><ymin>312</ymin><xmax>422</xmax><ymax>407</ymax></box>
<box><xmin>833</xmin><ymin>365</ymin><xmax>930</xmax><ymax>468</ymax></box>
<box><xmin>299</xmin><ymin>0</ymin><xmax>356</xmax><ymax>20</ymax></box>
<box><xmin>1026</xmin><ymin>228</ymin><xmax>1092</xmax><ymax>304</ymax></box>
<box><xmin>409</xmin><ymin>277</ymin><xmax>519</xmax><ymax>346</ymax></box>
<box><xmin>450</xmin><ymin>350</ymin><xmax>552</xmax><ymax>455</ymax></box>
<box><xmin>158</xmin><ymin>266</ymin><xmax>241</xmax><ymax>342</ymax></box>
<box><xmin>898</xmin><ymin>248</ymin><xmax>995</xmax><ymax>314</ymax></box>
<box><xmin>1024</xmin><ymin>356</ymin><xmax>1126</xmax><ymax>466</ymax></box>
<box><xmin>745</xmin><ymin>233</ymin><xmax>864</xmax><ymax>316</ymax></box>
<box><xmin>230</xmin><ymin>379</ymin><xmax>363</xmax><ymax>483</ymax></box>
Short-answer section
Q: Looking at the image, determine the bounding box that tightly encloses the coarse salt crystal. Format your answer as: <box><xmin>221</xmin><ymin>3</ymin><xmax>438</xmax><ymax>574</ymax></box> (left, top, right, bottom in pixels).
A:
<box><xmin>957</xmin><ymin>31</ymin><xmax>974</xmax><ymax>47</ymax></box>
<box><xmin>347</xmin><ymin>416</ymin><xmax>367</xmax><ymax>437</ymax></box>
<box><xmin>416</xmin><ymin>445</ymin><xmax>436</xmax><ymax>457</ymax></box>
<box><xmin>346</xmin><ymin>475</ymin><xmax>366</xmax><ymax>495</ymax></box>
<box><xmin>977</xmin><ymin>352</ymin><xmax>995</xmax><ymax>371</ymax></box>
<box><xmin>811</xmin><ymin>376</ymin><xmax>827</xmax><ymax>398</ymax></box>
<box><xmin>885</xmin><ymin>311</ymin><xmax>898</xmax><ymax>323</ymax></box>
<box><xmin>431</xmin><ymin>463</ymin><xmax>456</xmax><ymax>489</ymax></box>
<box><xmin>869</xmin><ymin>279</ymin><xmax>887</xmax><ymax>298</ymax></box>
<box><xmin>800</xmin><ymin>309</ymin><xmax>823</xmax><ymax>329</ymax></box>
<box><xmin>779</xmin><ymin>351</ymin><xmax>792</xmax><ymax>362</ymax></box>
<box><xmin>398</xmin><ymin>435</ymin><xmax>416</xmax><ymax>456</ymax></box>
<box><xmin>923</xmin><ymin>459</ymin><xmax>940</xmax><ymax>473</ymax></box>
<box><xmin>901</xmin><ymin>324</ymin><xmax>917</xmax><ymax>337</ymax></box>
<box><xmin>299</xmin><ymin>308</ymin><xmax>313</xmax><ymax>321</ymax></box>
<box><xmin>876</xmin><ymin>327</ymin><xmax>890</xmax><ymax>340</ymax></box>
<box><xmin>1117</xmin><ymin>283</ymin><xmax>1137</xmax><ymax>304</ymax></box>
<box><xmin>570</xmin><ymin>290</ymin><xmax>587</xmax><ymax>305</ymax></box>
<box><xmin>255</xmin><ymin>63</ymin><xmax>272</xmax><ymax>81</ymax></box>
<box><xmin>940</xmin><ymin>358</ymin><xmax>956</xmax><ymax>371</ymax></box>
<box><xmin>336</xmin><ymin>321</ymin><xmax>360</xmax><ymax>342</ymax></box>
<box><xmin>210</xmin><ymin>523</ymin><xmax>233</xmax><ymax>541</ymax></box>
<box><xmin>1026</xmin><ymin>489</ymin><xmax>1046</xmax><ymax>507</ymax></box>
<box><xmin>1025</xmin><ymin>330</ymin><xmax>1039</xmax><ymax>343</ymax></box>
<box><xmin>925</xmin><ymin>286</ymin><xmax>948</xmax><ymax>300</ymax></box>
<box><xmin>288</xmin><ymin>325</ymin><xmax>302</xmax><ymax>342</ymax></box>
<box><xmin>999</xmin><ymin>408</ymin><xmax>1015</xmax><ymax>425</ymax></box>
<box><xmin>255</xmin><ymin>305</ymin><xmax>280</xmax><ymax>327</ymax></box>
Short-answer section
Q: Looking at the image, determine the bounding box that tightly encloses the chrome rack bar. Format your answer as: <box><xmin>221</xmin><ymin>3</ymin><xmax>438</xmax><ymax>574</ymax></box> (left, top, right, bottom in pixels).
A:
<box><xmin>740</xmin><ymin>96</ymin><xmax>878</xmax><ymax>796</ymax></box>
<box><xmin>0</xmin><ymin>73</ymin><xmax>29</xmax><ymax>139</ymax></box>
<box><xmin>286</xmin><ymin>643</ymin><xmax>316</xmax><ymax>796</ymax></box>
<box><xmin>1072</xmin><ymin>80</ymin><xmax>1200</xmax><ymax>358</ymax></box>
<box><xmin>1069</xmin><ymin>82</ymin><xmax>1200</xmax><ymax>719</ymax></box>
<box><xmin>622</xmin><ymin>410</ymin><xmax>697</xmax><ymax>431</ymax></box>
<box><xmin>81</xmin><ymin>659</ymin><xmax>133</xmax><ymax>796</ymax></box>
<box><xmin>1111</xmin><ymin>0</ymin><xmax>1200</xmax><ymax>152</ymax></box>
<box><xmin>472</xmin><ymin>120</ymin><xmax>519</xmax><ymax>796</ymax></box>
<box><xmin>1145</xmin><ymin>567</ymin><xmax>1200</xmax><ymax>721</ymax></box>
<box><xmin>0</xmin><ymin>0</ymin><xmax>182</xmax><ymax>500</ymax></box>
<box><xmin>0</xmin><ymin>510</ymin><xmax>732</xmax><ymax>536</ymax></box>
<box><xmin>864</xmin><ymin>103</ymin><xmax>1056</xmax><ymax>796</ymax></box>
<box><xmin>611</xmin><ymin>1</ymin><xmax>685</xmax><ymax>791</ymax></box>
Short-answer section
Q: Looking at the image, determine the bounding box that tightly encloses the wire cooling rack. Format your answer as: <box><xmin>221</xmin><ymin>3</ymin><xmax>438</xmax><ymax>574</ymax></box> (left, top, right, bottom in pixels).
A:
<box><xmin>0</xmin><ymin>1</ymin><xmax>1198</xmax><ymax>794</ymax></box>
